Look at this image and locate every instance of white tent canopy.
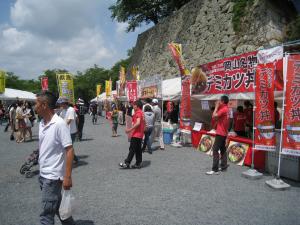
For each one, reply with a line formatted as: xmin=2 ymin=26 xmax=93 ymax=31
xmin=0 ymin=88 xmax=36 ymax=101
xmin=162 ymin=77 xmax=181 ymax=101
xmin=90 ymin=90 xmax=117 ymax=102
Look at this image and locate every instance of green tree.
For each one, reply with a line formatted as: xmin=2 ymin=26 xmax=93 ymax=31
xmin=109 ymin=0 xmax=192 ymax=32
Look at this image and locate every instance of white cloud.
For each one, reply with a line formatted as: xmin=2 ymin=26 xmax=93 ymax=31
xmin=0 ymin=0 xmax=125 ymax=79
xmin=116 ymin=22 xmax=128 ymax=36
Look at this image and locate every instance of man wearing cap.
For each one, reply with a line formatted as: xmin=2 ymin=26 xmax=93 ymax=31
xmin=152 ymin=99 xmax=165 ymax=150
xmin=75 ymin=99 xmax=86 ymax=141
xmin=58 ymin=97 xmax=79 ymax=163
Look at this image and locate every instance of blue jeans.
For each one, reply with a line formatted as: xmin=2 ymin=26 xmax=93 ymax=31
xmin=39 ymin=176 xmax=75 ymax=225
xmin=142 ymin=127 xmax=153 ymax=152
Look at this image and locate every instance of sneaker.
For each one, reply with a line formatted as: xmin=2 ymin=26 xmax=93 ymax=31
xmin=131 ymin=164 xmax=142 ymax=169
xmin=119 ymin=162 xmax=130 ymax=168
xmin=219 ymin=165 xmax=229 ymax=172
xmin=206 ymin=170 xmax=219 ymax=175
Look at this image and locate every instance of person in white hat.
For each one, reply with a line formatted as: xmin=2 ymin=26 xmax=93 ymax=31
xmin=151 ymin=99 xmax=165 ymax=150
xmin=57 ymin=97 xmax=79 ymax=163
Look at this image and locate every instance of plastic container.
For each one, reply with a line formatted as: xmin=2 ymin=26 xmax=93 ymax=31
xmin=163 ymin=130 xmax=173 ymax=144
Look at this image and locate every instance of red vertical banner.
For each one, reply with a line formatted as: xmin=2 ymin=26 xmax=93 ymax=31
xmin=282 ymin=55 xmax=300 ymax=156
xmin=126 ymin=81 xmax=138 ymax=102
xmin=41 ymin=77 xmax=48 ymax=91
xmin=179 ymin=78 xmax=191 ymax=131
xmin=254 ymin=63 xmax=276 ymax=151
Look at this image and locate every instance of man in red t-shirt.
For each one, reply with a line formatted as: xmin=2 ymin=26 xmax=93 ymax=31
xmin=233 ymin=106 xmax=247 ymax=137
xmin=119 ymin=100 xmax=145 ymax=169
xmin=206 ymin=95 xmax=230 ymax=175
xmin=244 ymin=100 xmax=253 ymax=137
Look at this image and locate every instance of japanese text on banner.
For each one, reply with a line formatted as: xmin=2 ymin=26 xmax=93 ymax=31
xmin=57 ymin=73 xmax=74 ymax=104
xmin=192 ymin=51 xmax=258 ymax=94
xmin=282 ymin=55 xmax=300 ymax=156
xmin=254 ymin=63 xmax=276 ymax=151
xmin=126 ymin=81 xmax=138 ymax=102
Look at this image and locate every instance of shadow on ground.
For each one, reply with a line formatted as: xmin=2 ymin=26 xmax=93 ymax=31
xmin=77 ymin=155 xmax=89 ymax=159
xmin=78 ymin=138 xmax=94 ymax=142
xmin=142 ymin=160 xmax=151 ymax=168
xmin=73 ymin=160 xmax=88 ymax=169
xmin=75 ymin=219 xmax=95 ymax=225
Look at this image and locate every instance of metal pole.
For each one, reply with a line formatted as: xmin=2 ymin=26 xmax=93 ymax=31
xmin=251 ymin=70 xmax=256 ymax=169
xmin=276 ymin=53 xmax=288 ymax=178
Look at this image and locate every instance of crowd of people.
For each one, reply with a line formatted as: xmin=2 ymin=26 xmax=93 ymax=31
xmin=2 ymin=101 xmax=35 ymax=142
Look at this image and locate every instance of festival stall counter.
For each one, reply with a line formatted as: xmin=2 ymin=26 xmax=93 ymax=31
xmin=193 ymin=129 xmax=265 ymax=170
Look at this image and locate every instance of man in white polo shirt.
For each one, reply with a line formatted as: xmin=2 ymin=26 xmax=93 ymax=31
xmin=35 ymin=91 xmax=75 ymax=225
xmin=57 ymin=97 xmax=79 ymax=163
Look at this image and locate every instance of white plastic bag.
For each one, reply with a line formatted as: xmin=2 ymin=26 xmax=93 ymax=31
xmin=59 ymin=190 xmax=75 ymax=220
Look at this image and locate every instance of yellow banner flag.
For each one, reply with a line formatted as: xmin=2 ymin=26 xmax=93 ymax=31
xmin=105 ymin=80 xmax=112 ymax=97
xmin=131 ymin=65 xmax=138 ymax=80
xmin=120 ymin=66 xmax=126 ymax=85
xmin=0 ymin=70 xmax=5 ymax=93
xmin=96 ymin=84 xmax=101 ymax=96
xmin=57 ymin=73 xmax=75 ymax=104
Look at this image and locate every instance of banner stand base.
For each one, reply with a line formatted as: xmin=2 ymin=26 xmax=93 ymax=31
xmin=242 ymin=169 xmax=263 ymax=180
xmin=265 ymin=178 xmax=290 ymax=190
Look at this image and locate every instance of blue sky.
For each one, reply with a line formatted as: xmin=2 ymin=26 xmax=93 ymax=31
xmin=0 ymin=0 xmax=152 ymax=79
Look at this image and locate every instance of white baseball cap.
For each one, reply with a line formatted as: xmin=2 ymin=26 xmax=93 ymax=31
xmin=152 ymin=99 xmax=158 ymax=104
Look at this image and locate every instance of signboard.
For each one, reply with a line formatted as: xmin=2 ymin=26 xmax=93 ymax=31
xmin=139 ymin=75 xmax=162 ymax=99
xmin=57 ymin=73 xmax=74 ymax=104
xmin=192 ymin=51 xmax=258 ymax=95
xmin=198 ymin=134 xmax=215 ymax=156
xmin=254 ymin=63 xmax=276 ymax=151
xmin=41 ymin=77 xmax=48 ymax=91
xmin=227 ymin=141 xmax=249 ymax=166
xmin=126 ymin=81 xmax=138 ymax=102
xmin=282 ymin=55 xmax=300 ymax=156
xmin=0 ymin=70 xmax=5 ymax=93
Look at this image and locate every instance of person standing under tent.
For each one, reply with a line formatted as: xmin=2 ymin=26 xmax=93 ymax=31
xmin=58 ymin=98 xmax=79 ymax=164
xmin=233 ymin=106 xmax=247 ymax=137
xmin=244 ymin=100 xmax=253 ymax=138
xmin=206 ymin=95 xmax=230 ymax=175
xmin=119 ymin=100 xmax=145 ymax=169
xmin=5 ymin=103 xmax=17 ymax=140
xmin=152 ymin=99 xmax=165 ymax=150
xmin=24 ymin=102 xmax=33 ymax=141
xmin=35 ymin=91 xmax=76 ymax=225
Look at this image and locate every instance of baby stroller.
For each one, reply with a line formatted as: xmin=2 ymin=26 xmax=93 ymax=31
xmin=20 ymin=149 xmax=39 ymax=178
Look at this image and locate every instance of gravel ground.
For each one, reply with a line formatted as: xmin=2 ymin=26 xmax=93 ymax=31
xmin=0 ymin=116 xmax=299 ymax=225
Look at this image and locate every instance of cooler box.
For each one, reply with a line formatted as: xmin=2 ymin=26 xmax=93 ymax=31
xmin=163 ymin=129 xmax=173 ymax=144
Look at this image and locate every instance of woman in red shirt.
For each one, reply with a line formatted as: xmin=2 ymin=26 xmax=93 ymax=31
xmin=119 ymin=100 xmax=145 ymax=169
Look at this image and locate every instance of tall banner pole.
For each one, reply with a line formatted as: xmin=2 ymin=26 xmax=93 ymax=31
xmin=266 ymin=53 xmax=290 ymax=190
xmin=242 ymin=70 xmax=263 ymax=179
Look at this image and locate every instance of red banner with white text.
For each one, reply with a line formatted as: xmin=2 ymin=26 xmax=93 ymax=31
xmin=193 ymin=51 xmax=258 ymax=95
xmin=254 ymin=63 xmax=276 ymax=151
xmin=41 ymin=77 xmax=48 ymax=91
xmin=126 ymin=81 xmax=138 ymax=102
xmin=180 ymin=78 xmax=191 ymax=131
xmin=282 ymin=55 xmax=300 ymax=156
